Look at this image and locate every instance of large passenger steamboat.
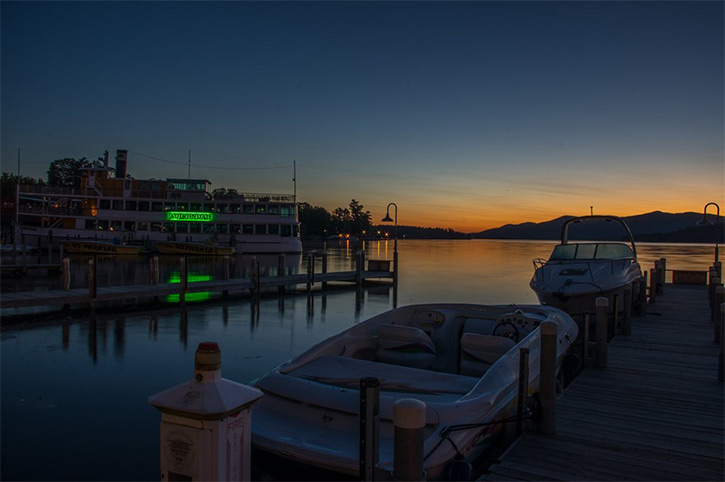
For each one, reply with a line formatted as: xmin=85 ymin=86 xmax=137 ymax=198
xmin=16 ymin=150 xmax=302 ymax=254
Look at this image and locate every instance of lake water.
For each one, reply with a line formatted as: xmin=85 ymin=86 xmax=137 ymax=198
xmin=0 ymin=240 xmax=716 ymax=481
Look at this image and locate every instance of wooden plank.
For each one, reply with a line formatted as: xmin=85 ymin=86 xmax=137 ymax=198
xmin=1 ymin=269 xmax=393 ymax=311
xmin=484 ymin=284 xmax=724 ymax=482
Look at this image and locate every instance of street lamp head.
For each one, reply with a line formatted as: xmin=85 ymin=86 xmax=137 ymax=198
xmin=381 ymin=213 xmax=394 ymax=223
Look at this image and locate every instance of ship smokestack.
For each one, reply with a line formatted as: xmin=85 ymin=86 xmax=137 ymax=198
xmin=115 ymin=149 xmax=128 ymax=178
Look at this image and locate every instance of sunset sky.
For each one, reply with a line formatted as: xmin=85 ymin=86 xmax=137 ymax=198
xmin=2 ymin=1 xmax=723 ymax=233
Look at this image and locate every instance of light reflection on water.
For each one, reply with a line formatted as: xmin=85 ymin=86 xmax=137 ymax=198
xmin=0 ymin=240 xmax=717 ymax=481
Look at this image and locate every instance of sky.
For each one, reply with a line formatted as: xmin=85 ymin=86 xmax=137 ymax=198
xmin=1 ymin=1 xmax=723 ymax=233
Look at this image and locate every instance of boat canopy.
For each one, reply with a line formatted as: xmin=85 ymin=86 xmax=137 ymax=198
xmin=561 ymin=215 xmax=637 ymax=258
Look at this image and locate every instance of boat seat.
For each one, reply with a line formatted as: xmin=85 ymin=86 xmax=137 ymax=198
xmin=376 ymin=324 xmax=436 ymax=369
xmin=459 ymin=333 xmax=515 ymax=377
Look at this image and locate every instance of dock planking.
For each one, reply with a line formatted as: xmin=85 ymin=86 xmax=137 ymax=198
xmin=0 ymin=270 xmax=393 ymax=310
xmin=484 ymin=284 xmax=724 ymax=481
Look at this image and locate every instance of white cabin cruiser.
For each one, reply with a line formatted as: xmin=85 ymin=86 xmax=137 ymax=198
xmin=530 ymin=215 xmax=643 ymax=315
xmin=251 ymin=303 xmax=578 ymax=480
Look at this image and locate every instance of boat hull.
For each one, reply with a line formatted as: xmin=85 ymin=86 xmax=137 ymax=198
xmin=251 ymin=303 xmax=578 ymax=480
xmin=61 ymin=241 xmax=142 ymax=255
xmin=530 ymin=258 xmax=642 ymax=315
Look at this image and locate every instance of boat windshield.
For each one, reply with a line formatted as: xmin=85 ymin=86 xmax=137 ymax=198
xmin=549 ymin=243 xmax=634 ymax=261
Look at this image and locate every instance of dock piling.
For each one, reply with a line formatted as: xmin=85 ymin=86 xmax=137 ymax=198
xmin=277 ymin=253 xmax=286 ymax=294
xmin=649 ymin=268 xmax=657 ymax=303
xmin=595 ymin=297 xmax=609 ymax=368
xmin=62 ymin=258 xmax=70 ymax=290
xmin=87 ymin=257 xmax=96 ymax=311
xmin=719 ymin=301 xmax=724 ymax=382
xmin=715 ymin=285 xmax=724 ymax=342
xmin=517 ymin=347 xmax=530 ymax=435
xmin=359 ymin=377 xmax=380 ymax=482
xmin=622 ymin=284 xmax=633 ymax=335
xmin=539 ymin=321 xmax=558 ymax=434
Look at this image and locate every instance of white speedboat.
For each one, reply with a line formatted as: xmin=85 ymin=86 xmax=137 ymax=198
xmin=530 ymin=215 xmax=643 ymax=315
xmin=251 ymin=303 xmax=578 ymax=480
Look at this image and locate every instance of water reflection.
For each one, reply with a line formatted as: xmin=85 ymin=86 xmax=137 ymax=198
xmin=0 ymin=240 xmax=717 ymax=481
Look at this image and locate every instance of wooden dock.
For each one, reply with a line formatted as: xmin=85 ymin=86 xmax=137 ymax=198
xmin=0 ymin=269 xmax=394 ymax=311
xmin=484 ymin=283 xmax=724 ymax=481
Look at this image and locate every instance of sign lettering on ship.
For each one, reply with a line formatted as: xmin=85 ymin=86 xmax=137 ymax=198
xmin=165 ymin=211 xmax=215 ymax=222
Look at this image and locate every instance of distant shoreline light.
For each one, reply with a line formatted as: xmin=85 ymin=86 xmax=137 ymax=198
xmin=165 ymin=211 xmax=215 ymax=222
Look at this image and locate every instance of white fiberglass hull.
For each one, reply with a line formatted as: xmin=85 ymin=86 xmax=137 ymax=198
xmin=251 ymin=303 xmax=578 ymax=480
xmin=530 ymin=259 xmax=642 ymax=315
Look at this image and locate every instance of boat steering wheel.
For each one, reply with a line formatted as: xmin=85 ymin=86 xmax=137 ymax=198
xmin=493 ymin=321 xmax=520 ymax=342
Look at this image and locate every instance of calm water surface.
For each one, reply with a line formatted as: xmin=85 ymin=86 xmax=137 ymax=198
xmin=0 ymin=240 xmax=716 ymax=481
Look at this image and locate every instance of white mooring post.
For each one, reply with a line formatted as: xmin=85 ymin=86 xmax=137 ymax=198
xmin=393 ymin=398 xmax=426 ymax=481
xmin=149 ymin=342 xmax=263 ymax=481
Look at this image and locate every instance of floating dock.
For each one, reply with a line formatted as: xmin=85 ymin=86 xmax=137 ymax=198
xmin=0 ymin=269 xmax=394 ymax=311
xmin=484 ymin=283 xmax=724 ymax=481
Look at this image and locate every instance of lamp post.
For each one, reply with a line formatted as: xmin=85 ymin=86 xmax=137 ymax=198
xmin=381 ymin=203 xmax=398 ymax=254
xmin=381 ymin=203 xmax=398 ymax=292
xmin=698 ymin=202 xmax=720 ymax=264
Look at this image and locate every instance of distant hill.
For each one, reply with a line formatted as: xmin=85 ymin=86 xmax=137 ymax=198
xmin=472 ymin=211 xmax=724 ymax=243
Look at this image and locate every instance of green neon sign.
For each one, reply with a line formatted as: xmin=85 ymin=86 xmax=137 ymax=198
xmin=166 ymin=211 xmax=215 ymax=222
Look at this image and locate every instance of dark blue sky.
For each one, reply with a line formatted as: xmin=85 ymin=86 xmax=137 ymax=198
xmin=2 ymin=1 xmax=723 ymax=230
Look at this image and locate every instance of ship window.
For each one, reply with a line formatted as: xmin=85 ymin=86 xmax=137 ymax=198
xmin=293 ymin=224 xmax=299 ymax=237
xmin=189 ymin=223 xmax=201 ymax=234
xmin=268 ymin=224 xmax=279 ymax=235
xmin=243 ymin=204 xmax=254 ymax=214
xmin=138 ymin=201 xmax=149 ymax=211
xmin=138 ymin=181 xmax=149 ymax=191
xmin=151 ymin=182 xmax=161 ymax=191
xmin=85 ymin=220 xmax=96 ymax=230
xmin=124 ymin=221 xmax=135 ymax=231
xmin=281 ymin=225 xmax=291 ymax=237
xmin=162 ymin=223 xmax=173 ymax=233
xmin=100 ymin=200 xmax=111 ymax=210
xmin=217 ymin=224 xmax=229 ymax=234
xmin=255 ymin=224 xmax=266 ymax=234
xmin=151 ymin=223 xmax=163 ymax=232
xmin=218 ymin=203 xmax=229 ymax=214
xmin=268 ymin=205 xmax=279 ymax=215
xmin=256 ymin=205 xmax=267 ymax=214
xmin=112 ymin=200 xmax=123 ymax=210
xmin=126 ymin=201 xmax=137 ymax=211
xmin=110 ymin=220 xmax=123 ymax=231
xmin=190 ymin=203 xmax=201 ymax=211
xmin=176 ymin=223 xmax=188 ymax=234
xmin=177 ymin=203 xmax=188 ymax=211
xmin=138 ymin=222 xmax=149 ymax=231
xmin=230 ymin=204 xmax=241 ymax=214
xmin=164 ymin=203 xmax=175 ymax=211
xmin=242 ymin=224 xmax=254 ymax=234
xmin=203 ymin=203 xmax=215 ymax=213
xmin=151 ymin=202 xmax=163 ymax=211
xmin=280 ymin=205 xmax=294 ymax=217
xmin=231 ymin=224 xmax=241 ymax=234
xmin=98 ymin=220 xmax=109 ymax=230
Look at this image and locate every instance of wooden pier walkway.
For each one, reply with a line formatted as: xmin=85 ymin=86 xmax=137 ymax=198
xmin=0 ymin=270 xmax=394 ymax=311
xmin=484 ymin=283 xmax=724 ymax=481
